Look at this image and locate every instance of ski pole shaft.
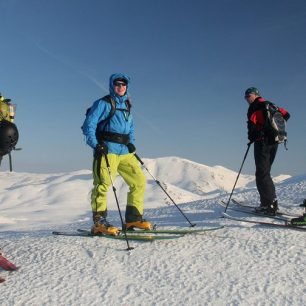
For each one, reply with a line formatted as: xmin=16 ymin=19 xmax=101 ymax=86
xmin=104 ymin=154 xmax=134 ymax=251
xmin=134 ymin=153 xmax=196 ymax=227
xmin=224 ymin=142 xmax=252 ymax=213
xmin=9 ymin=152 xmax=12 ymax=172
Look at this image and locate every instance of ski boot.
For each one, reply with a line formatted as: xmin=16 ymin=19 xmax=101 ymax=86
xmin=269 ymin=200 xmax=278 ymax=215
xmin=299 ymin=199 xmax=306 ymax=209
xmin=91 ymin=217 xmax=120 ymax=236
xmin=290 ymin=213 xmax=306 ymax=226
xmin=255 ymin=200 xmax=278 ymax=216
xmin=123 ymin=219 xmax=154 ymax=231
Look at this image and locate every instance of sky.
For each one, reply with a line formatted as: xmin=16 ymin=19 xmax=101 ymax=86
xmin=0 ymin=0 xmax=306 ymax=176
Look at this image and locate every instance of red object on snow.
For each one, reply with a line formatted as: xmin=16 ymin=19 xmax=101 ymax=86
xmin=0 ymin=254 xmax=18 ymax=271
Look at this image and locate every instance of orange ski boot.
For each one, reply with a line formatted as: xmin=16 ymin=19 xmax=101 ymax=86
xmin=91 ymin=218 xmax=120 ymax=236
xmin=124 ymin=219 xmax=154 ymax=231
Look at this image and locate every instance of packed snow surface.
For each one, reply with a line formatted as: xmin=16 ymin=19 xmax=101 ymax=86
xmin=0 ymin=157 xmax=305 ymax=306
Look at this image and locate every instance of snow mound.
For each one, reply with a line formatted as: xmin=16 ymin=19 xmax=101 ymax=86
xmin=1 ymin=157 xmax=305 ymax=305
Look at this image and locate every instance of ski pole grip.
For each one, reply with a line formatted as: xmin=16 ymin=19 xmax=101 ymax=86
xmin=135 ymin=153 xmax=144 ymax=165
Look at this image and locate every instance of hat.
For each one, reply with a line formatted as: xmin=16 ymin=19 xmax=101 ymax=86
xmin=245 ymin=87 xmax=260 ymax=96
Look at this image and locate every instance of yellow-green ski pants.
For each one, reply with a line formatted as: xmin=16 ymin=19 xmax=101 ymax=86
xmin=91 ymin=153 xmax=146 ymax=216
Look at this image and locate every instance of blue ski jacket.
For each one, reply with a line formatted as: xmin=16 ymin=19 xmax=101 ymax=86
xmin=82 ymin=73 xmax=135 ymax=155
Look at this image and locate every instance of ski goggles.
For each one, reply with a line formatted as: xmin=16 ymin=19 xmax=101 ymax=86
xmin=114 ymin=81 xmax=127 ymax=87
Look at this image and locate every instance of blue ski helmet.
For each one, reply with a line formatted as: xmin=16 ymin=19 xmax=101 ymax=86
xmin=245 ymin=87 xmax=260 ymax=96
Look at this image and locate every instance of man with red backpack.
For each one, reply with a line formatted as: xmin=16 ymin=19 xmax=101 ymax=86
xmin=245 ymin=87 xmax=290 ymax=215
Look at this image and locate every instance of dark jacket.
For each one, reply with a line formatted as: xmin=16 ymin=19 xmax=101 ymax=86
xmin=247 ymin=97 xmax=290 ymax=142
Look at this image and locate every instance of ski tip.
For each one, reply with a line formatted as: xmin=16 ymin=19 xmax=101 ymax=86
xmin=7 ymin=264 xmax=19 ymax=271
xmin=0 ymin=264 xmax=19 ymax=271
xmin=9 ymin=267 xmax=19 ymax=271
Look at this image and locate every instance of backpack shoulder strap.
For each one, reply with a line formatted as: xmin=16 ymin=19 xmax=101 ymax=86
xmin=101 ymin=95 xmax=116 ymax=118
xmin=97 ymin=95 xmax=116 ymax=131
xmin=263 ymin=100 xmax=278 ymax=118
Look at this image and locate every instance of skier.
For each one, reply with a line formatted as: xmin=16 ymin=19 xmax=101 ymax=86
xmin=82 ymin=73 xmax=153 ymax=235
xmin=0 ymin=93 xmax=19 ymax=167
xmin=245 ymin=87 xmax=290 ymax=215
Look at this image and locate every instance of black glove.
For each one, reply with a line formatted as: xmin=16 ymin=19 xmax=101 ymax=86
xmin=248 ymin=130 xmax=263 ymax=143
xmin=248 ymin=131 xmax=256 ymax=143
xmin=95 ymin=142 xmax=108 ymax=158
xmin=247 ymin=121 xmax=260 ymax=143
xmin=283 ymin=112 xmax=290 ymax=121
xmin=127 ymin=143 xmax=136 ymax=153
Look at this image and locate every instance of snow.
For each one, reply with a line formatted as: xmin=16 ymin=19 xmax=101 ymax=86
xmin=1 ymin=156 xmax=306 ymax=305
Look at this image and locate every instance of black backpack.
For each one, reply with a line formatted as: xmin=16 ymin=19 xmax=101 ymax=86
xmin=264 ymin=102 xmax=287 ymax=145
xmin=82 ymin=95 xmax=131 ymax=132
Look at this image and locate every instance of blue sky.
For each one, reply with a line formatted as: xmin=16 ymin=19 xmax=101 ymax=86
xmin=1 ymin=0 xmax=306 ymax=176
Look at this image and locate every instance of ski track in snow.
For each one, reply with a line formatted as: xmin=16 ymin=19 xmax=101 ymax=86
xmin=1 ymin=157 xmax=306 ymax=306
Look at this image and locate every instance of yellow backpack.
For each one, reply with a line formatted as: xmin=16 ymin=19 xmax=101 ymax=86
xmin=0 ymin=94 xmax=16 ymax=123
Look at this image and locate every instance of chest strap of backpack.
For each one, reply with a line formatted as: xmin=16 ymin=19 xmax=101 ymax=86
xmin=97 ymin=131 xmax=130 ymax=145
xmin=96 ymin=96 xmax=131 ymax=132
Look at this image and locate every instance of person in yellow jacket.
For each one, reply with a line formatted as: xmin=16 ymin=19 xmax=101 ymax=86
xmin=82 ymin=73 xmax=153 ymax=235
xmin=0 ymin=93 xmax=19 ymax=166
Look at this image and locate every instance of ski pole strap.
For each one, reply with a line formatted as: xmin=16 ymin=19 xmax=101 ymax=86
xmin=104 ymin=153 xmax=110 ymax=168
xmin=97 ymin=131 xmax=130 ymax=145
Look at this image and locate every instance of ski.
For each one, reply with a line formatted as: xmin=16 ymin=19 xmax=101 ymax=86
xmin=220 ymin=201 xmax=289 ymax=221
xmin=52 ymin=230 xmax=156 ymax=241
xmin=0 ymin=254 xmax=18 ymax=271
xmin=232 ymin=199 xmax=300 ymax=217
xmin=222 ymin=212 xmax=306 ymax=231
xmin=52 ymin=226 xmax=224 ymax=241
xmin=52 ymin=230 xmax=182 ymax=241
xmin=124 ymin=226 xmax=224 ymax=235
xmin=77 ymin=229 xmax=183 ymax=240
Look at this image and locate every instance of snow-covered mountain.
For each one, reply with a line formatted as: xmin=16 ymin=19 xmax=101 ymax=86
xmin=143 ymin=156 xmax=256 ymax=194
xmin=1 ymin=156 xmax=305 ymax=305
xmin=0 ymin=157 xmax=255 ymax=229
xmin=0 ymin=156 xmax=293 ymax=230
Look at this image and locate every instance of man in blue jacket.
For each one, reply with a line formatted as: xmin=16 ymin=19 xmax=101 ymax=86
xmin=82 ymin=73 xmax=153 ymax=235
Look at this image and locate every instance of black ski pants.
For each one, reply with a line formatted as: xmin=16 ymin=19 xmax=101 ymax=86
xmin=254 ymin=141 xmax=278 ymax=207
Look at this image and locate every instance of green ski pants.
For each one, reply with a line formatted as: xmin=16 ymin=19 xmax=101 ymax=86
xmin=91 ymin=153 xmax=146 ymax=218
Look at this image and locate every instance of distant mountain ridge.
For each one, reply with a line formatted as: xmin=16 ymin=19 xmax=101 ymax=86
xmin=141 ymin=156 xmax=290 ymax=195
xmin=0 ymin=156 xmax=300 ymax=229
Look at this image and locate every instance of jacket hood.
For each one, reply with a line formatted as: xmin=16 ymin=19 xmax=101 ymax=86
xmin=109 ymin=73 xmax=130 ymax=101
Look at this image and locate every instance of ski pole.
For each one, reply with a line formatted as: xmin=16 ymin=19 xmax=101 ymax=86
xmin=224 ymin=142 xmax=252 ymax=213
xmin=104 ymin=154 xmax=134 ymax=251
xmin=134 ymin=153 xmax=196 ymax=227
xmin=9 ymin=152 xmax=12 ymax=172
